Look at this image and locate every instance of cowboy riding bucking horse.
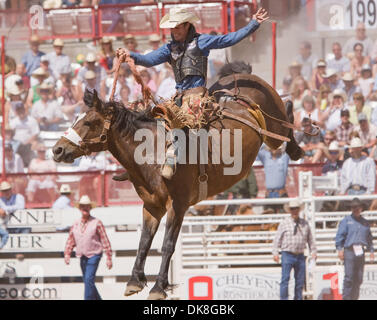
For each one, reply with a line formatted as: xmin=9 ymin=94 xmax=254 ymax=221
xmin=115 ymin=6 xmax=269 ymax=180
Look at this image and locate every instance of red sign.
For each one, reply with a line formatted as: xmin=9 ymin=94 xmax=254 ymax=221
xmin=188 ymin=276 xmax=213 ymax=300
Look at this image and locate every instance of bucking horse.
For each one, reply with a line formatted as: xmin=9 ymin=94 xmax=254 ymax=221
xmin=52 ymin=62 xmax=304 ymax=300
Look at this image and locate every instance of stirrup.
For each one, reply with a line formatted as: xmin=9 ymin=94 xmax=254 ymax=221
xmin=112 ymin=172 xmax=129 ymax=181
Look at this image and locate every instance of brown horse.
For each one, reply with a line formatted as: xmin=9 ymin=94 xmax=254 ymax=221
xmin=52 ymin=64 xmax=303 ymax=300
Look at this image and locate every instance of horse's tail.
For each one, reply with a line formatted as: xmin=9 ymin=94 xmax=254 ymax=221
xmin=285 ymin=100 xmax=305 ymax=161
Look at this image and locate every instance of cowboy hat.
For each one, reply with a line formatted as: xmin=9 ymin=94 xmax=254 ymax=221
xmin=124 ymin=34 xmax=135 ymax=41
xmin=316 ymin=59 xmax=326 ymax=67
xmin=29 ymin=34 xmax=41 ymax=44
xmin=59 ymin=184 xmax=71 ymax=194
xmin=159 ymin=7 xmax=200 ymax=29
xmin=331 ymin=89 xmax=347 ymax=102
xmin=31 ymin=67 xmax=49 ymax=78
xmin=149 ymin=33 xmax=161 ymax=42
xmin=85 ymin=52 xmax=96 ymax=63
xmin=53 ymin=38 xmax=64 ymax=47
xmin=100 ymin=36 xmax=112 ymax=44
xmin=328 ymin=141 xmax=339 ymax=151
xmin=36 ymin=82 xmax=54 ymax=94
xmin=288 ymin=199 xmax=302 ymax=208
xmin=43 ymin=0 xmax=62 ymax=9
xmin=289 ymin=61 xmax=302 ymax=68
xmin=349 ymin=137 xmax=363 ymax=148
xmin=79 ymin=195 xmax=91 ymax=205
xmin=322 ymin=68 xmax=337 ymax=78
xmin=7 ymin=83 xmax=22 ymax=96
xmin=342 ymin=72 xmax=354 ymax=82
xmin=0 ymin=181 xmax=11 ymax=191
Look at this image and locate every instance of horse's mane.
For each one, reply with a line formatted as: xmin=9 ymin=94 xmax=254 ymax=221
xmin=104 ymin=100 xmax=156 ymax=136
xmin=217 ymin=61 xmax=252 ymax=79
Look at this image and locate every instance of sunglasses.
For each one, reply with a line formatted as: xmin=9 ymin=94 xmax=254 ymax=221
xmin=329 ymin=151 xmax=339 ymax=155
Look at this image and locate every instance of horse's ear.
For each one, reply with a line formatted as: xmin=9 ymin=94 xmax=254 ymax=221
xmin=84 ymin=88 xmax=102 ymax=111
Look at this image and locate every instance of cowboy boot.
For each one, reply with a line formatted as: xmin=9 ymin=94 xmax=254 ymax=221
xmin=112 ymin=172 xmax=129 ymax=181
xmin=161 ymin=144 xmax=176 ymax=180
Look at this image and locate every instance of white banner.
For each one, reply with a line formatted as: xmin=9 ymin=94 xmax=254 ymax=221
xmin=315 ymin=0 xmax=377 ymax=31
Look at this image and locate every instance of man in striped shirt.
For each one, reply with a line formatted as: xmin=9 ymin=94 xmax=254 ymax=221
xmin=64 ymin=195 xmax=113 ymax=300
xmin=272 ymin=200 xmax=317 ymax=300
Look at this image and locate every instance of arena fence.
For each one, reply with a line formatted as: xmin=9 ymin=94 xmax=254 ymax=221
xmin=1 ymin=172 xmax=377 ymax=300
xmin=0 ymin=1 xmax=255 ymax=42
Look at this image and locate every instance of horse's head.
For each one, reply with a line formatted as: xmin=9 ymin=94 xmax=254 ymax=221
xmin=53 ymin=89 xmax=113 ymax=163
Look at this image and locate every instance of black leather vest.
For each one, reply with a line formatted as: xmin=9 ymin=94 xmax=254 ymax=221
xmin=170 ymin=36 xmax=208 ymax=84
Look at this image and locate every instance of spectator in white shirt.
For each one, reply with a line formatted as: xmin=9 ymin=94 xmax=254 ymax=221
xmin=322 ymin=68 xmax=343 ymax=91
xmin=341 ymin=137 xmax=376 ymax=195
xmin=322 ymin=89 xmax=348 ymax=131
xmin=52 ymin=184 xmax=73 ymax=210
xmin=358 ymin=64 xmax=374 ymax=100
xmin=354 ymin=113 xmax=377 ymax=150
xmin=31 ymin=83 xmax=65 ymax=131
xmin=341 ymin=72 xmax=361 ymax=104
xmin=9 ymin=102 xmax=39 ymax=167
xmin=343 ymin=22 xmax=374 ymax=58
xmin=44 ymin=39 xmax=71 ymax=80
xmin=294 ymin=41 xmax=318 ymax=81
xmin=326 ymin=42 xmax=351 ymax=75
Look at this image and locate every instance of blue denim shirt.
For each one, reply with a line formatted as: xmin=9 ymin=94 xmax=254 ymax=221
xmin=130 ymin=19 xmax=260 ymax=91
xmin=335 ymin=214 xmax=374 ymax=252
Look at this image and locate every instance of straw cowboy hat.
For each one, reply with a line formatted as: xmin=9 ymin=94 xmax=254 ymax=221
xmin=100 ymin=36 xmax=112 ymax=44
xmin=0 ymin=181 xmax=11 ymax=191
xmin=289 ymin=61 xmax=302 ymax=68
xmin=79 ymin=195 xmax=92 ymax=205
xmin=32 ymin=67 xmax=49 ymax=78
xmin=322 ymin=68 xmax=338 ymax=78
xmin=53 ymin=38 xmax=64 ymax=47
xmin=59 ymin=184 xmax=71 ymax=194
xmin=149 ymin=33 xmax=161 ymax=42
xmin=342 ymin=72 xmax=354 ymax=82
xmin=159 ymin=7 xmax=200 ymax=29
xmin=85 ymin=52 xmax=97 ymax=63
xmin=36 ymin=82 xmax=54 ymax=94
xmin=328 ymin=141 xmax=340 ymax=151
xmin=30 ymin=34 xmax=41 ymax=44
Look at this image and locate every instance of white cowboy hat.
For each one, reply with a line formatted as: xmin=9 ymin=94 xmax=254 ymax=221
xmin=342 ymin=72 xmax=354 ymax=82
xmin=59 ymin=184 xmax=71 ymax=194
xmin=85 ymin=52 xmax=96 ymax=63
xmin=53 ymin=38 xmax=64 ymax=47
xmin=288 ymin=199 xmax=301 ymax=208
xmin=79 ymin=195 xmax=91 ymax=205
xmin=349 ymin=137 xmax=363 ymax=148
xmin=32 ymin=67 xmax=49 ymax=78
xmin=159 ymin=7 xmax=200 ymax=29
xmin=331 ymin=89 xmax=347 ymax=102
xmin=322 ymin=68 xmax=337 ymax=78
xmin=0 ymin=181 xmax=11 ymax=191
xmin=328 ymin=141 xmax=339 ymax=151
xmin=149 ymin=33 xmax=161 ymax=42
xmin=43 ymin=0 xmax=62 ymax=9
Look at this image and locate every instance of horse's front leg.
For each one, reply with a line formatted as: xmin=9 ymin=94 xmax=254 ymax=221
xmin=125 ymin=205 xmax=164 ymax=296
xmin=148 ymin=202 xmax=187 ymax=300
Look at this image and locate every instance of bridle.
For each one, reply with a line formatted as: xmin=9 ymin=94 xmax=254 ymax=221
xmin=62 ymin=112 xmax=113 ymax=156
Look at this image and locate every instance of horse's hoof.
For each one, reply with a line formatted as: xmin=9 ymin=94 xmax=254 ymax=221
xmin=147 ymin=290 xmax=167 ymax=300
xmin=112 ymin=172 xmax=129 ymax=181
xmin=124 ymin=283 xmax=144 ymax=296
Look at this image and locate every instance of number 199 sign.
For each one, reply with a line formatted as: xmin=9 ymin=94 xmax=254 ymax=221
xmin=315 ymin=0 xmax=377 ymax=31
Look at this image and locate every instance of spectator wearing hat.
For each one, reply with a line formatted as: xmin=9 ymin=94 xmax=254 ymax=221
xmin=0 ymin=48 xmax=16 ymax=75
xmin=31 ymin=82 xmax=64 ymax=131
xmin=0 ymin=180 xmax=26 ymax=235
xmin=322 ymin=68 xmax=343 ymax=91
xmin=344 ymin=22 xmax=374 ymax=58
xmin=326 ymin=42 xmax=351 ymax=75
xmin=98 ymin=37 xmax=115 ymax=73
xmin=312 ymin=130 xmax=337 ymax=163
xmin=334 ymin=109 xmax=354 ymax=147
xmin=350 ymin=43 xmax=371 ymax=79
xmin=294 ymin=41 xmax=318 ymax=82
xmin=335 ymin=197 xmax=374 ymax=300
xmin=9 ymin=102 xmax=39 ymax=167
xmin=5 ymin=83 xmax=24 ymax=126
xmin=340 ymin=137 xmax=376 ymax=195
xmin=26 ymin=144 xmax=57 ymax=203
xmin=272 ymin=199 xmax=317 ymax=300
xmin=290 ymin=76 xmax=311 ymax=111
xmin=295 ymin=117 xmax=324 ymax=162
xmin=77 ymin=53 xmax=106 ymax=97
xmin=123 ymin=34 xmax=138 ymax=53
xmin=45 ymin=39 xmax=71 ymax=80
xmin=354 ymin=112 xmax=377 ymax=150
xmin=322 ymin=141 xmax=343 ymax=175
xmin=64 ymin=195 xmax=113 ymax=300
xmin=310 ymin=59 xmax=327 ymax=91
xmin=288 ymin=61 xmax=303 ymax=81
xmin=52 ymin=184 xmax=73 ymax=209
xmin=322 ymin=89 xmax=347 ymax=131
xmin=358 ymin=64 xmax=374 ymax=99
xmin=26 ymin=67 xmax=50 ymax=110
xmin=348 ymin=92 xmax=372 ymax=125
xmin=341 ymin=72 xmax=361 ymax=104
xmin=21 ymin=35 xmax=45 ymax=77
